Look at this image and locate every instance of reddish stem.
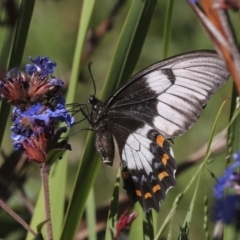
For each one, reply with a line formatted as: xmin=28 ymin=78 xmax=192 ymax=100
xmin=41 ymin=163 xmax=53 ymax=240
xmin=0 ymin=198 xmax=37 ymax=236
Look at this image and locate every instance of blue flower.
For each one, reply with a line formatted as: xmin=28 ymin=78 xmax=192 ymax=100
xmin=46 ymin=103 xmax=75 ymax=126
xmin=26 ymin=56 xmax=56 ymax=76
xmin=233 ymin=151 xmax=240 ymax=162
xmin=13 ymin=141 xmax=23 ymax=151
xmin=10 ymin=104 xmax=42 ymax=142
xmin=214 ymin=152 xmax=240 ymax=198
xmin=11 ymin=101 xmax=74 ymax=152
xmin=4 ymin=55 xmax=74 ymax=163
xmin=10 ymin=102 xmax=74 ymax=163
xmin=212 ymin=195 xmax=240 ymax=224
xmin=50 ymin=78 xmax=64 ymax=87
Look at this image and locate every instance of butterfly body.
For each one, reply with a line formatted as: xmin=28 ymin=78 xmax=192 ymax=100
xmin=88 ymin=96 xmax=115 ymax=165
xmin=85 ymin=51 xmax=230 ymax=212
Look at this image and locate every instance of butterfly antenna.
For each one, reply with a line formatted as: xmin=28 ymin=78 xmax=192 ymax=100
xmin=88 ymin=61 xmax=96 ymax=97
xmin=61 ymin=128 xmax=93 ymax=138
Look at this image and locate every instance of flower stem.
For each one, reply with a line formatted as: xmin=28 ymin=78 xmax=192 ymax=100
xmin=0 ymin=198 xmax=37 ymax=236
xmin=41 ymin=163 xmax=53 ymax=240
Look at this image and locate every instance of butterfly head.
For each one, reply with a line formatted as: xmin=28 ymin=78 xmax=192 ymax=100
xmin=88 ymin=95 xmax=97 ymax=106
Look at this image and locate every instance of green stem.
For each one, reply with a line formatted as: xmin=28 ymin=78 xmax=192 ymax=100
xmin=162 ymin=0 xmax=174 ymax=59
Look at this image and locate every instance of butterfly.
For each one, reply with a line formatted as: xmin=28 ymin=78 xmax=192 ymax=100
xmin=81 ymin=50 xmax=229 ymax=212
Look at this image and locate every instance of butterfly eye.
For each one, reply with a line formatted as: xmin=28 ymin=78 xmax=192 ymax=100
xmin=88 ymin=95 xmax=96 ymax=105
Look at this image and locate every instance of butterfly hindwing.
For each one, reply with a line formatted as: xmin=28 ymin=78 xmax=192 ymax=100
xmin=109 ymin=115 xmax=176 ymax=212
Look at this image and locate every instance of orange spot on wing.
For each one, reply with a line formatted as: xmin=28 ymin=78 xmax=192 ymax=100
xmin=135 ymin=190 xmax=142 ymax=197
xmin=156 ymin=135 xmax=165 ymax=147
xmin=144 ymin=192 xmax=152 ymax=199
xmin=158 ymin=171 xmax=169 ymax=181
xmin=162 ymin=154 xmax=169 ymax=166
xmin=152 ymin=184 xmax=161 ymax=193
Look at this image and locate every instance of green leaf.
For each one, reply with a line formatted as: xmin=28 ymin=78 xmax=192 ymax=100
xmin=177 ymin=99 xmax=228 ymax=239
xmin=103 ymin=0 xmax=157 ymax=98
xmin=105 ymin=168 xmax=121 ymax=240
xmin=32 ymin=233 xmax=44 ymax=240
xmin=36 ymin=219 xmax=48 ymax=233
xmin=129 ymin=203 xmax=143 ymax=240
xmin=0 ymin=0 xmax=35 ymax=147
xmin=152 ymin=211 xmax=160 ymax=237
xmin=86 ymin=189 xmax=97 ymax=240
xmin=46 ymin=148 xmax=67 ymax=165
xmin=154 ymin=193 xmax=183 ymax=240
xmin=162 ymin=0 xmax=174 ymax=59
xmin=177 ymin=175 xmax=200 ymax=240
xmin=226 ymin=85 xmax=240 ymax=158
xmin=66 ymin=0 xmax=96 ymax=104
xmin=203 ymin=190 xmax=210 ymax=240
xmin=143 ymin=211 xmax=154 ymax=240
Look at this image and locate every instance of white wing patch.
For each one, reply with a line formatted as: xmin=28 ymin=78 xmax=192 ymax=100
xmin=122 ymin=125 xmax=155 ymax=174
xmin=153 ymin=116 xmax=180 ymax=136
xmin=174 ymin=76 xmax=210 ymax=92
xmin=146 ymin=71 xmax=172 ymax=94
xmin=148 ymin=61 xmax=229 ymax=137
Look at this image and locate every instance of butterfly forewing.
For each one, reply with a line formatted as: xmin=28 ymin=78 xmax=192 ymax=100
xmin=88 ymin=50 xmax=229 ymax=212
xmin=106 ymin=51 xmax=229 ymax=138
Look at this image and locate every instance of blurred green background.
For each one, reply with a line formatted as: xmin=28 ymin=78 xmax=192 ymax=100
xmin=0 ymin=0 xmax=237 ymax=239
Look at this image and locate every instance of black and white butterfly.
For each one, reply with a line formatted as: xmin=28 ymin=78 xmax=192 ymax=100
xmin=81 ymin=50 xmax=229 ymax=212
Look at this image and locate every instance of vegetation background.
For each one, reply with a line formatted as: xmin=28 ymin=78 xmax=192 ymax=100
xmin=0 ymin=0 xmax=238 ymax=239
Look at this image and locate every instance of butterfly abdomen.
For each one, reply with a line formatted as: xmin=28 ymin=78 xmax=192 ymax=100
xmin=95 ymin=131 xmax=114 ymax=166
xmin=89 ymin=97 xmax=115 ymax=166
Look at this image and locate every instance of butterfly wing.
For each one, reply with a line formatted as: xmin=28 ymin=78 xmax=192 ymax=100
xmin=108 ymin=113 xmax=176 ymax=212
xmin=104 ymin=51 xmax=229 ymax=211
xmin=106 ymin=50 xmax=230 ymax=139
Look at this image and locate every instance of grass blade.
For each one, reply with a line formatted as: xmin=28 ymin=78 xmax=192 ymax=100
xmin=0 ymin=0 xmax=35 ymax=147
xmin=162 ymin=0 xmax=174 ymax=59
xmin=143 ymin=211 xmax=154 ymax=240
xmin=129 ymin=204 xmax=144 ymax=240
xmin=86 ymin=189 xmax=97 ymax=240
xmin=105 ymin=168 xmax=121 ymax=240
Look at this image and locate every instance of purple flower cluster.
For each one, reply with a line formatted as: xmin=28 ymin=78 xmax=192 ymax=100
xmin=25 ymin=56 xmax=56 ymax=76
xmin=0 ymin=57 xmax=64 ymax=109
xmin=213 ymin=152 xmax=240 ymax=224
xmin=0 ymin=57 xmax=74 ymax=164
